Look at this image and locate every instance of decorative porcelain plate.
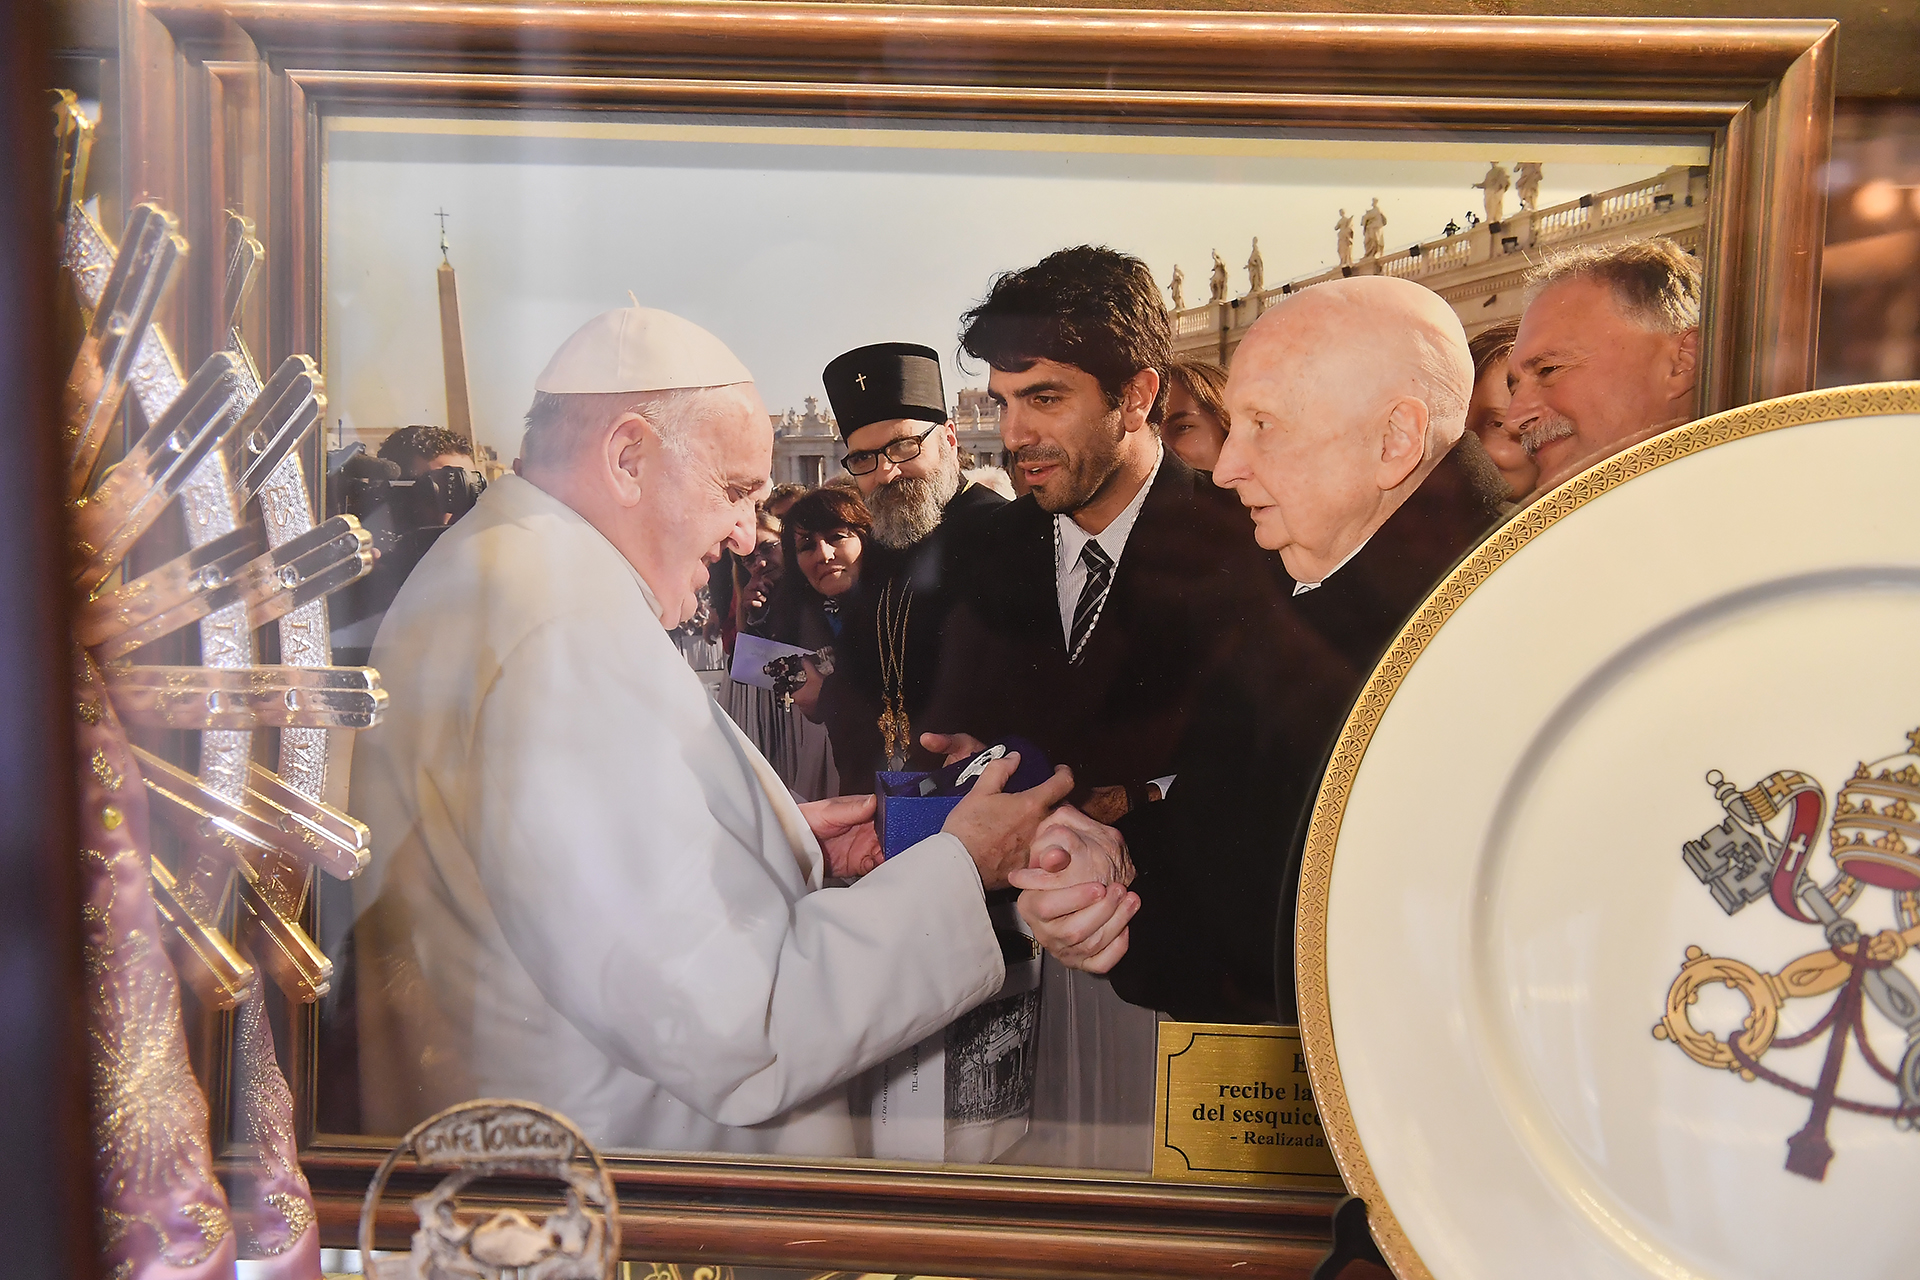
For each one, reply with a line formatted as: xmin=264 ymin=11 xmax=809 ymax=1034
xmin=1298 ymin=384 xmax=1920 ymax=1280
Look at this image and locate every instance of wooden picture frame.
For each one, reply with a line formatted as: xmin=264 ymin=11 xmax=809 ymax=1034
xmin=112 ymin=4 xmax=1835 ymax=1275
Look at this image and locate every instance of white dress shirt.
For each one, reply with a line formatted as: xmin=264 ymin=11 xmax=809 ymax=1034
xmin=1290 ymin=534 xmax=1372 ymax=596
xmin=1054 ymin=444 xmax=1164 ymax=643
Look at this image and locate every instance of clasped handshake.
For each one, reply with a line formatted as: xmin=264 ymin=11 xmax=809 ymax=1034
xmin=797 ymin=732 xmax=1140 ymax=973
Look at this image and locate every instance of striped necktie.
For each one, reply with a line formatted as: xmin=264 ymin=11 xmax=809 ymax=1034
xmin=1068 ymin=540 xmax=1114 ymax=665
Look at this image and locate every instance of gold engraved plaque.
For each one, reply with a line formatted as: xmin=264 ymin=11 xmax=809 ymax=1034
xmin=1152 ymin=1022 xmax=1343 ymax=1189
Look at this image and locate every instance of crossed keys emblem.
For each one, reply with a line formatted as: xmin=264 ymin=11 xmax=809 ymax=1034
xmin=1654 ymin=728 xmax=1920 ymax=1180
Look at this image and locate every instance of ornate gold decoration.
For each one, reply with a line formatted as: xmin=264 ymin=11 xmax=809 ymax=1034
xmin=230 ymin=979 xmax=322 ymax=1257
xmin=1828 ymin=743 xmax=1920 ymax=887
xmin=262 ymin=1192 xmax=316 ymax=1251
xmin=57 ymin=107 xmax=379 ymax=1274
xmin=98 ymin=1202 xmax=232 ymax=1280
xmin=1652 ymin=946 xmax=1780 ymax=1077
xmin=876 ymin=580 xmax=913 ymax=769
xmin=1294 ymin=383 xmax=1920 ymax=1280
xmin=88 ymin=951 xmax=230 ymax=1238
xmin=91 ymin=747 xmax=124 ymax=790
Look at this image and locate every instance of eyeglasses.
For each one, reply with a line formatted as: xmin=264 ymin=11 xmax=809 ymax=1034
xmin=842 ymin=421 xmax=940 ymax=476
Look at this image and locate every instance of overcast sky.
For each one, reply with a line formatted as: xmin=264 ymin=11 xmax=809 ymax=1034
xmin=324 ymin=116 xmax=1705 ymax=461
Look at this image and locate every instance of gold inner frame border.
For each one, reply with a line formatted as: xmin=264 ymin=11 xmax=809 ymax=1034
xmin=1294 ymin=381 xmax=1920 ymax=1280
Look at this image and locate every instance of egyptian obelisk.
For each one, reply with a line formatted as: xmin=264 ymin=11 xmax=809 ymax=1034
xmin=435 ymin=209 xmax=475 ymax=448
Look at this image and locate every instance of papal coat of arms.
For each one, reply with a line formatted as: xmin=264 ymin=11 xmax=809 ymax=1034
xmin=1655 ymin=728 xmax=1920 ymax=1180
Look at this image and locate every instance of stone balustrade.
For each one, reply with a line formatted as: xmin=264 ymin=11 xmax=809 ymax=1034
xmin=1169 ymin=164 xmax=1709 ymax=362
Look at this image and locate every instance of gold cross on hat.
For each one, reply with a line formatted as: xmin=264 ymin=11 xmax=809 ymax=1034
xmin=854 ymin=373 xmax=868 ymax=390
xmin=1907 ymin=726 xmax=1920 ymax=754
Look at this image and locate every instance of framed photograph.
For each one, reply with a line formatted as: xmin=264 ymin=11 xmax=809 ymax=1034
xmin=119 ymin=3 xmax=1834 ymax=1274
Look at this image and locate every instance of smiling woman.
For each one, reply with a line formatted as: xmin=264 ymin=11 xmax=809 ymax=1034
xmin=779 ymin=488 xmax=872 ymax=624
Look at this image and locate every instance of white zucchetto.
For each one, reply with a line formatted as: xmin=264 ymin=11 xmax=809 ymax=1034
xmin=533 ymin=305 xmax=753 ymax=394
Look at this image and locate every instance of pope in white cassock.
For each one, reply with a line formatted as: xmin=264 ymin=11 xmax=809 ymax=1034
xmin=350 ymin=305 xmax=1073 ymax=1154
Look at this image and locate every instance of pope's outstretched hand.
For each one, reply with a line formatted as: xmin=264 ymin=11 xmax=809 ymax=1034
xmin=1011 ymin=805 xmax=1139 ymax=973
xmin=799 ymin=794 xmax=885 ymax=879
xmin=942 ymin=753 xmax=1075 ymax=890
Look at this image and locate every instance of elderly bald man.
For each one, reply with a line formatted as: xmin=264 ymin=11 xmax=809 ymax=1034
xmin=351 ymin=304 xmax=1071 ymax=1155
xmin=1506 ymin=237 xmax=1701 ymax=500
xmin=1013 ymin=276 xmax=1505 ymax=1023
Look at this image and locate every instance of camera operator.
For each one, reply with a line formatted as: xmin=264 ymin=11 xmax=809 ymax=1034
xmin=329 ymin=425 xmax=487 ymax=662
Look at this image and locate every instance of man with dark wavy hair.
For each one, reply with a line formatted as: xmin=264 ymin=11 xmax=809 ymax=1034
xmin=919 ymin=245 xmax=1285 ymax=1169
xmin=954 ymin=245 xmax=1170 ymax=515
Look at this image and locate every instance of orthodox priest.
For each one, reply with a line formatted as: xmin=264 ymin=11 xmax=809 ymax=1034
xmin=350 ymin=305 xmax=1071 ymax=1155
xmin=811 ymin=342 xmax=1006 ymax=793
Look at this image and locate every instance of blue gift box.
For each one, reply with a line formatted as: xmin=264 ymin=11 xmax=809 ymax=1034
xmin=875 ymin=771 xmax=960 ymax=860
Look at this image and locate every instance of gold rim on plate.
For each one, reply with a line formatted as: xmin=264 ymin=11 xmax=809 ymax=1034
xmin=1293 ymin=380 xmax=1920 ymax=1280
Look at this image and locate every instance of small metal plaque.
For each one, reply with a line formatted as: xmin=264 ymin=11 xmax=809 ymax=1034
xmin=362 ymin=1100 xmax=617 ymax=1279
xmin=412 ymin=1105 xmax=581 ymax=1169
xmin=1152 ymin=1021 xmax=1344 ymax=1189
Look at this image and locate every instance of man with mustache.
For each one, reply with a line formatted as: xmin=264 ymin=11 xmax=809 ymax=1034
xmin=1506 ymin=237 xmax=1701 ymax=500
xmin=921 ymin=245 xmax=1282 ymax=1167
xmin=1013 ymin=275 xmax=1508 ymax=1026
xmin=810 ymin=342 xmax=1006 ymax=793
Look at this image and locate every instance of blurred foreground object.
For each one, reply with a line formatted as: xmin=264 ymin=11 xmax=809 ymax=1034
xmin=55 ymin=91 xmax=386 ymax=1278
xmin=360 ymin=1100 xmax=618 ymax=1280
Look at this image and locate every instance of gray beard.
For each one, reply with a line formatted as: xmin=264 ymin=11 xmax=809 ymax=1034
xmin=869 ymin=452 xmax=962 ymax=550
xmin=1520 ymin=414 xmax=1577 ymax=457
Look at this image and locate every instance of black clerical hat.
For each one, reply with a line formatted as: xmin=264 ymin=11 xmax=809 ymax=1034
xmin=822 ymin=342 xmax=947 ymax=439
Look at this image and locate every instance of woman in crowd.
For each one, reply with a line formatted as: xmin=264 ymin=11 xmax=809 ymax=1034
xmin=765 ymin=485 xmax=870 ymax=653
xmin=743 ymin=486 xmax=871 ymax=801
xmin=1161 ymin=355 xmax=1230 ymax=472
xmin=1465 ymin=318 xmax=1537 ymax=501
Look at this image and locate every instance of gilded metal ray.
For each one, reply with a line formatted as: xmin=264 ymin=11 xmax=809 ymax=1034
xmin=103 ymin=665 xmax=386 ymax=732
xmin=147 ymin=857 xmax=257 ymax=1011
xmin=80 ymin=516 xmax=370 ymax=661
xmin=71 ymin=351 xmax=245 ymax=592
xmin=131 ymin=745 xmax=369 ymax=882
xmin=51 ymin=91 xmax=92 ymax=216
xmin=63 ymin=204 xmax=185 ymax=498
xmin=235 ymin=355 xmax=324 ymax=504
xmin=74 ymin=524 xmax=265 ymax=649
xmin=221 ymin=213 xmax=262 ymax=335
xmin=141 ymin=768 xmax=333 ymax=1002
